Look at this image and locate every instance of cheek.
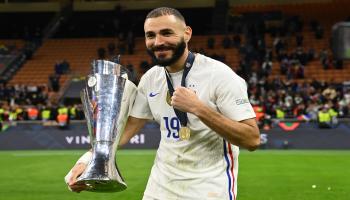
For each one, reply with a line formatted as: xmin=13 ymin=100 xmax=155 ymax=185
xmin=168 ymin=37 xmax=181 ymax=45
xmin=145 ymin=42 xmax=152 ymax=49
xmin=145 ymin=39 xmax=154 ymax=48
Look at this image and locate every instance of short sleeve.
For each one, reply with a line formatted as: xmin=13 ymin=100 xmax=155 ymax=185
xmin=214 ymin=70 xmax=256 ymax=122
xmin=130 ymin=75 xmax=153 ymax=120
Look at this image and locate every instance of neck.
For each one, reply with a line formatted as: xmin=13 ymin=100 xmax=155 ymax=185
xmin=166 ymin=49 xmax=189 ymax=73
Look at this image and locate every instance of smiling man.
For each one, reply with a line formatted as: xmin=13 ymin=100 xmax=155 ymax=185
xmin=66 ymin=7 xmax=260 ymax=200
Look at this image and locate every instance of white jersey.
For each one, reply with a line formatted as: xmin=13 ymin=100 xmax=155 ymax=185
xmin=130 ymin=54 xmax=255 ymax=200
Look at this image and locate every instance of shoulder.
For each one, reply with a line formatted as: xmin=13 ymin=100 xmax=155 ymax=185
xmin=138 ymin=65 xmax=164 ymax=86
xmin=195 ymin=54 xmax=246 ymax=86
xmin=140 ymin=65 xmax=163 ymax=80
xmin=195 ymin=54 xmax=228 ymax=69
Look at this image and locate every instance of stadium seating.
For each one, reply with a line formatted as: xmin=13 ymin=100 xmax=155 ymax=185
xmin=231 ymin=1 xmax=350 ymax=82
xmin=6 ymin=0 xmax=350 ymax=88
xmin=7 ymin=31 xmax=350 ymax=87
xmin=8 ymin=37 xmax=152 ymax=86
xmin=0 ymin=39 xmax=25 ymax=50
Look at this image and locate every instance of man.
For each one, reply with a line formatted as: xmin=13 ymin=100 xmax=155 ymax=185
xmin=317 ymin=104 xmax=338 ymax=129
xmin=66 ymin=7 xmax=260 ymax=200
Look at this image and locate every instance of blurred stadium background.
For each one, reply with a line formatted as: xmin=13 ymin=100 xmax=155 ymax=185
xmin=0 ymin=0 xmax=349 ymax=199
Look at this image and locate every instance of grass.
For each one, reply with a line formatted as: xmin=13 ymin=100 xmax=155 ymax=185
xmin=0 ymin=150 xmax=349 ymax=200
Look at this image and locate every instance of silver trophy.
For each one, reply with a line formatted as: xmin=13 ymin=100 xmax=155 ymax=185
xmin=76 ymin=59 xmax=137 ymax=192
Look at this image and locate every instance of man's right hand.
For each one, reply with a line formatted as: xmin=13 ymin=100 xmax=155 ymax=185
xmin=65 ymin=163 xmax=88 ymax=193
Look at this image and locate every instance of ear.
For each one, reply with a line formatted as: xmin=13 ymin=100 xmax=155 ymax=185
xmin=184 ymin=26 xmax=192 ymax=43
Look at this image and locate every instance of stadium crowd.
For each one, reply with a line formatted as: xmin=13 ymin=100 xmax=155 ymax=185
xmin=0 ymin=83 xmax=85 ymax=131
xmin=192 ymin=14 xmax=350 ymax=129
xmin=1 ymin=9 xmax=349 ymax=131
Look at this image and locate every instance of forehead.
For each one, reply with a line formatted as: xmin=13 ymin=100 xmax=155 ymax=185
xmin=144 ymin=15 xmax=185 ymax=33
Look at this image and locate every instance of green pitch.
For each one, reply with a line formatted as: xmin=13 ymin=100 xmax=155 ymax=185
xmin=0 ymin=150 xmax=349 ymax=200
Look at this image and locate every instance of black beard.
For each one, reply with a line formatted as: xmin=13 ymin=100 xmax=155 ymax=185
xmin=147 ymin=39 xmax=186 ymax=67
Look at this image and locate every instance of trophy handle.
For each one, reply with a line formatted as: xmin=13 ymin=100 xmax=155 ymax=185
xmin=80 ymin=87 xmax=95 ymax=146
xmin=112 ymin=55 xmax=121 ymax=64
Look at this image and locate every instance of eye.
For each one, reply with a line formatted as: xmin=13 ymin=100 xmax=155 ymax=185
xmin=159 ymin=29 xmax=174 ymax=37
xmin=146 ymin=33 xmax=155 ymax=39
xmin=162 ymin=31 xmax=173 ymax=37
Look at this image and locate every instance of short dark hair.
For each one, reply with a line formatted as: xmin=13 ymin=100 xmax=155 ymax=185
xmin=145 ymin=7 xmax=186 ymax=23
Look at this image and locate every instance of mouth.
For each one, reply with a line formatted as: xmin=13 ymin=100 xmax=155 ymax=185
xmin=153 ymin=48 xmax=173 ymax=58
xmin=152 ymin=45 xmax=173 ymax=52
xmin=154 ymin=49 xmax=171 ymax=54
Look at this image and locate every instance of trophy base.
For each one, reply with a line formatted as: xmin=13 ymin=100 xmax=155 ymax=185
xmin=76 ymin=179 xmax=127 ymax=193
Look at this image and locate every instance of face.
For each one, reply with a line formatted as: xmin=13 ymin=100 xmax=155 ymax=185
xmin=146 ymin=37 xmax=186 ymax=66
xmin=144 ymin=15 xmax=191 ymax=66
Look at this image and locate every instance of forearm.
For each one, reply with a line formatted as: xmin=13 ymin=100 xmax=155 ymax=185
xmin=119 ymin=116 xmax=148 ymax=147
xmin=192 ymin=103 xmax=260 ymax=151
xmin=75 ymin=150 xmax=92 ymax=165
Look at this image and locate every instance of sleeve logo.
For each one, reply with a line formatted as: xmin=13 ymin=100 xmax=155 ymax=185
xmin=235 ymin=98 xmax=249 ymax=105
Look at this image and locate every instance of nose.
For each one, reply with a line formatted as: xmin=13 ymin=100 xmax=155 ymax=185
xmin=154 ymin=35 xmax=165 ymax=46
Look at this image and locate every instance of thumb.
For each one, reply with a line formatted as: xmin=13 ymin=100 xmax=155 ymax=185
xmin=68 ymin=174 xmax=77 ymax=186
xmin=68 ymin=163 xmax=86 ymax=185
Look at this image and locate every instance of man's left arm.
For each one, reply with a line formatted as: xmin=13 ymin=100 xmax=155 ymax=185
xmin=172 ymin=87 xmax=260 ymax=151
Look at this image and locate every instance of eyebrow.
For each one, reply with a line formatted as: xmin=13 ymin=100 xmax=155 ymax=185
xmin=160 ymin=28 xmax=174 ymax=34
xmin=145 ymin=28 xmax=175 ymax=36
